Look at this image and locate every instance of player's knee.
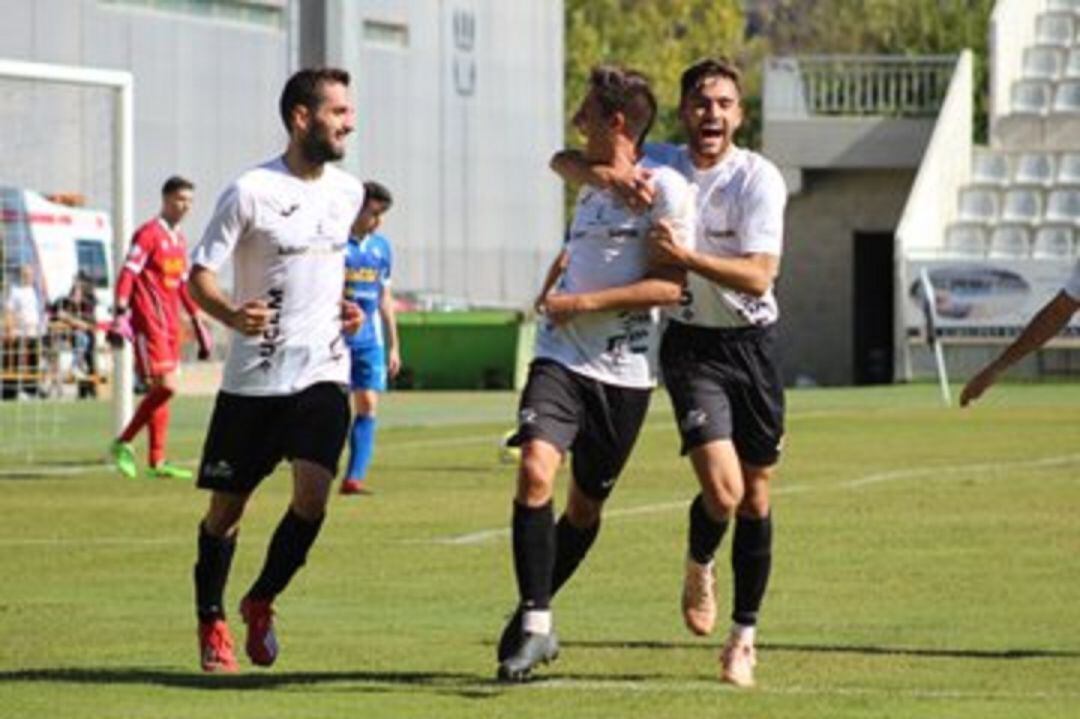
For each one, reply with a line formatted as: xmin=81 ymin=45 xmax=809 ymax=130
xmin=516 ymin=447 xmax=557 ymax=506
xmin=203 ymin=498 xmax=246 ymax=536
xmin=702 ymin=481 xmax=742 ymax=519
xmin=564 ymin=496 xmax=602 ymax=528
xmin=738 ymin=474 xmax=771 ymax=518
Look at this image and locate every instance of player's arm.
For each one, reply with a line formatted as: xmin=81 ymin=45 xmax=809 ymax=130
xmin=188 ymin=266 xmax=270 ymax=337
xmin=960 ymin=291 xmax=1080 ymax=407
xmin=550 ymin=149 xmax=654 ymax=211
xmin=378 ymin=283 xmax=401 ymax=378
xmin=649 ymin=228 xmax=779 ymax=298
xmin=534 ymin=248 xmax=568 ymax=313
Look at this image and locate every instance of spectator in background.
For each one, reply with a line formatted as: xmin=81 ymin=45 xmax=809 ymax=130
xmin=3 ymin=265 xmax=46 ymax=398
xmin=55 ymin=272 xmax=99 ymax=398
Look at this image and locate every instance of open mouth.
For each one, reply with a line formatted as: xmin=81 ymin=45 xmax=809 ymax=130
xmin=700 ymin=125 xmax=725 ymax=141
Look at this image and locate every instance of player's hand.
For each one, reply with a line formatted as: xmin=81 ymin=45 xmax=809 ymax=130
xmin=106 ymin=314 xmax=133 ymax=348
xmin=341 ymin=300 xmax=364 ymax=336
xmin=540 ymin=292 xmax=581 ymax=326
xmin=959 ymin=368 xmax=998 ymax=408
xmin=193 ymin=317 xmax=213 ymax=361
xmin=606 ymin=165 xmax=654 ymax=213
xmin=387 ymin=347 xmax=402 ymax=378
xmin=230 ymin=299 xmax=272 ymax=336
xmin=648 ymin=219 xmax=690 ymax=267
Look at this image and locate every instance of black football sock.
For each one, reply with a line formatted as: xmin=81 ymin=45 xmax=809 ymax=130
xmin=731 ymin=513 xmax=773 ymax=626
xmin=512 ymin=500 xmax=555 ymax=612
xmin=551 ymin=514 xmax=600 ymax=596
xmin=194 ymin=522 xmax=237 ymax=623
xmin=688 ymin=493 xmax=729 ymax=564
xmin=246 ymin=508 xmax=324 ymax=602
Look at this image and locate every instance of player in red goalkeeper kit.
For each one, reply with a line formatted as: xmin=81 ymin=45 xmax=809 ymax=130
xmin=108 ymin=175 xmax=211 ymax=480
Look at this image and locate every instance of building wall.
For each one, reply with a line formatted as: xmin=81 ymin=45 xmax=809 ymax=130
xmin=0 ymin=0 xmax=289 ymax=240
xmin=322 ymin=0 xmax=565 ymax=307
xmin=778 ymin=168 xmax=915 ymax=386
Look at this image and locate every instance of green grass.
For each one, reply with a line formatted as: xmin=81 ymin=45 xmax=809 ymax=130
xmin=1 ymin=384 xmax=1079 ymax=718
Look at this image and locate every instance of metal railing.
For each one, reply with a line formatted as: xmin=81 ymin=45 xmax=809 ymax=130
xmin=765 ymin=55 xmax=958 ymax=119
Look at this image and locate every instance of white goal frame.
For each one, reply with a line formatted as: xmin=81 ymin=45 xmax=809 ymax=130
xmin=0 ymin=59 xmax=135 ymax=435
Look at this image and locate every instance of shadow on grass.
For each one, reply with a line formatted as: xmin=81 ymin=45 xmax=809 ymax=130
xmin=560 ymin=639 xmax=1080 ymax=660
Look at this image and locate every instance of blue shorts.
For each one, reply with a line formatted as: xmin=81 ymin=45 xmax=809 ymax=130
xmin=349 ymin=344 xmax=387 ymax=392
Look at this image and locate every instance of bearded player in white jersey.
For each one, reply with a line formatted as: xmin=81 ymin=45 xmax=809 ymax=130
xmin=186 ymin=67 xmax=366 ymax=673
xmin=496 ymin=65 xmax=694 ymax=682
xmin=552 ymin=58 xmax=788 ymax=687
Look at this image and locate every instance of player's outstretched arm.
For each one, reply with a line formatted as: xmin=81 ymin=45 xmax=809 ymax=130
xmin=960 ymin=291 xmax=1080 ymax=407
xmin=188 ymin=265 xmax=271 ymax=337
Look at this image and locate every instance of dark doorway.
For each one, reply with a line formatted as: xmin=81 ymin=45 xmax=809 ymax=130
xmin=853 ymin=232 xmax=895 ymax=385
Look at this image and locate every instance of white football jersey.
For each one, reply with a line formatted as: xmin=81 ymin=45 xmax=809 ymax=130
xmin=192 ymin=157 xmax=365 ymax=396
xmin=535 ymin=157 xmax=694 ymax=388
xmin=646 ymin=143 xmax=786 ymax=328
xmin=1065 ymin=258 xmax=1080 ymax=301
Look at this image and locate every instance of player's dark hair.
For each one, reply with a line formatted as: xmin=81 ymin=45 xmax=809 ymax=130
xmin=161 ymin=175 xmax=194 ymax=196
xmin=363 ymin=180 xmax=394 ymax=209
xmin=588 ymin=64 xmax=657 ymax=148
xmin=279 ymin=67 xmax=351 ymax=133
xmin=680 ymin=57 xmax=744 ymax=103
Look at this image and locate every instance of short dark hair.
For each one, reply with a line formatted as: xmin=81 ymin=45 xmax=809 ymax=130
xmin=588 ymin=65 xmax=657 ymax=147
xmin=362 ymin=180 xmax=393 ymax=209
xmin=680 ymin=57 xmax=744 ymax=103
xmin=161 ymin=175 xmax=194 ymax=196
xmin=279 ymin=67 xmax=351 ymax=132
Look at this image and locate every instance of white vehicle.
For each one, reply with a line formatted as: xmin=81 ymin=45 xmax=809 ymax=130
xmin=1 ymin=185 xmax=114 ymax=322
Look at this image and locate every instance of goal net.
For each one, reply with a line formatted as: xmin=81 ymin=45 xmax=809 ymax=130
xmin=0 ymin=60 xmax=133 ymax=465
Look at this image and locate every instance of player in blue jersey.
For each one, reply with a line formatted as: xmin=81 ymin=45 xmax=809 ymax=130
xmin=340 ymin=181 xmax=400 ymax=495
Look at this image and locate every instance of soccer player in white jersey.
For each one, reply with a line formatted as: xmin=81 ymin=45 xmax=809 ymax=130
xmin=552 ymin=57 xmax=788 ymax=687
xmin=961 ymin=259 xmax=1080 ymax=406
xmin=496 ymin=65 xmax=693 ymax=682
xmin=186 ymin=68 xmax=366 ymax=673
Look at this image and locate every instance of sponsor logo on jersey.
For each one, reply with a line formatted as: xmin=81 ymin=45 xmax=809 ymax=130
xmin=279 ymin=203 xmax=300 ymax=217
xmin=258 ymin=287 xmax=285 ymax=363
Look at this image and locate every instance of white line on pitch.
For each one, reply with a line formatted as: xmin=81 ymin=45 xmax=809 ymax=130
xmin=425 ymin=452 xmax=1080 ymax=546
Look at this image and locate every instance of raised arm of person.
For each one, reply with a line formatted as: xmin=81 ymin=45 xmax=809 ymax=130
xmin=960 ymin=290 xmax=1080 ymax=407
xmin=550 ymin=149 xmax=654 ymax=212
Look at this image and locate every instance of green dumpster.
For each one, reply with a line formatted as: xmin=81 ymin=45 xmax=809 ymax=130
xmin=396 ymin=310 xmax=535 ymax=390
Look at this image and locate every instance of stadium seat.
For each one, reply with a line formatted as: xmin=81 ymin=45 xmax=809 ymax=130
xmin=988 ymin=225 xmax=1032 ymax=258
xmin=1035 ymin=12 xmax=1075 ymax=48
xmin=1023 ymin=47 xmax=1065 ymax=81
xmin=1066 ymin=49 xmax=1080 ymax=80
xmin=972 ymin=152 xmax=1011 ymax=188
xmin=1044 ymin=188 xmax=1080 ymax=224
xmin=1057 ymin=152 xmax=1080 ymax=185
xmin=1014 ymin=152 xmax=1057 ymax=186
xmin=944 ymin=223 xmax=989 ymax=256
xmin=1032 ymin=225 xmax=1075 ymax=258
xmin=1001 ymin=188 xmax=1044 ymax=225
xmin=1047 ymin=81 xmax=1080 ymax=148
xmin=957 ymin=188 xmax=1000 ymax=223
xmin=995 ymin=80 xmax=1052 ymax=150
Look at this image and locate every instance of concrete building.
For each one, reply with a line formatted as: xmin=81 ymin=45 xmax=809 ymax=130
xmin=0 ymin=0 xmax=564 ymax=307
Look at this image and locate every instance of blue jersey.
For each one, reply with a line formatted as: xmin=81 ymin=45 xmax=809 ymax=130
xmin=344 ymin=232 xmax=393 ymax=349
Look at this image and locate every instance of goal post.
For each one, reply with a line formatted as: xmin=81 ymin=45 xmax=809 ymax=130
xmin=0 ymin=59 xmax=135 ymax=437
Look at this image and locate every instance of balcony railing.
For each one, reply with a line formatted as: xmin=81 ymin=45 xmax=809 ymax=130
xmin=765 ymin=55 xmax=958 ymax=119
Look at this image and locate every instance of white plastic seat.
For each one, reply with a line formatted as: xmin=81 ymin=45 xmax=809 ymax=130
xmin=1001 ymin=188 xmax=1044 ymax=224
xmin=1011 ymin=80 xmax=1054 ymax=114
xmin=1014 ymin=152 xmax=1057 ymax=187
xmin=988 ymin=225 xmax=1032 ymax=258
xmin=1045 ymin=188 xmax=1080 ymax=224
xmin=1032 ymin=225 xmax=1075 ymax=258
xmin=1057 ymin=152 xmax=1080 ymax=185
xmin=1053 ymin=80 xmax=1080 ymax=113
xmin=1024 ymin=47 xmax=1065 ymax=81
xmin=957 ymin=188 xmax=1000 ymax=222
xmin=1036 ymin=12 xmax=1075 ymax=47
xmin=1066 ymin=50 xmax=1080 ymax=81
xmin=972 ymin=152 xmax=1011 ymax=187
xmin=944 ymin=224 xmax=989 ymax=256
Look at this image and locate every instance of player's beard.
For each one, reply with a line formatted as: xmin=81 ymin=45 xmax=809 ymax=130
xmin=300 ymin=121 xmax=345 ymax=164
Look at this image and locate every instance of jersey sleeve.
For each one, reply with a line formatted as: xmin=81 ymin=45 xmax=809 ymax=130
xmin=649 ymin=170 xmax=696 ymax=248
xmin=122 ymin=225 xmax=157 ymax=275
xmin=740 ymin=162 xmax=787 ymax=256
xmin=1065 ymin=259 xmax=1080 ymax=301
xmin=192 ymin=182 xmax=252 ymax=272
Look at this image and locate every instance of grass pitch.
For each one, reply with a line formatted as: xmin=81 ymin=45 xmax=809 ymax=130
xmin=1 ymin=384 xmax=1079 ymax=718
